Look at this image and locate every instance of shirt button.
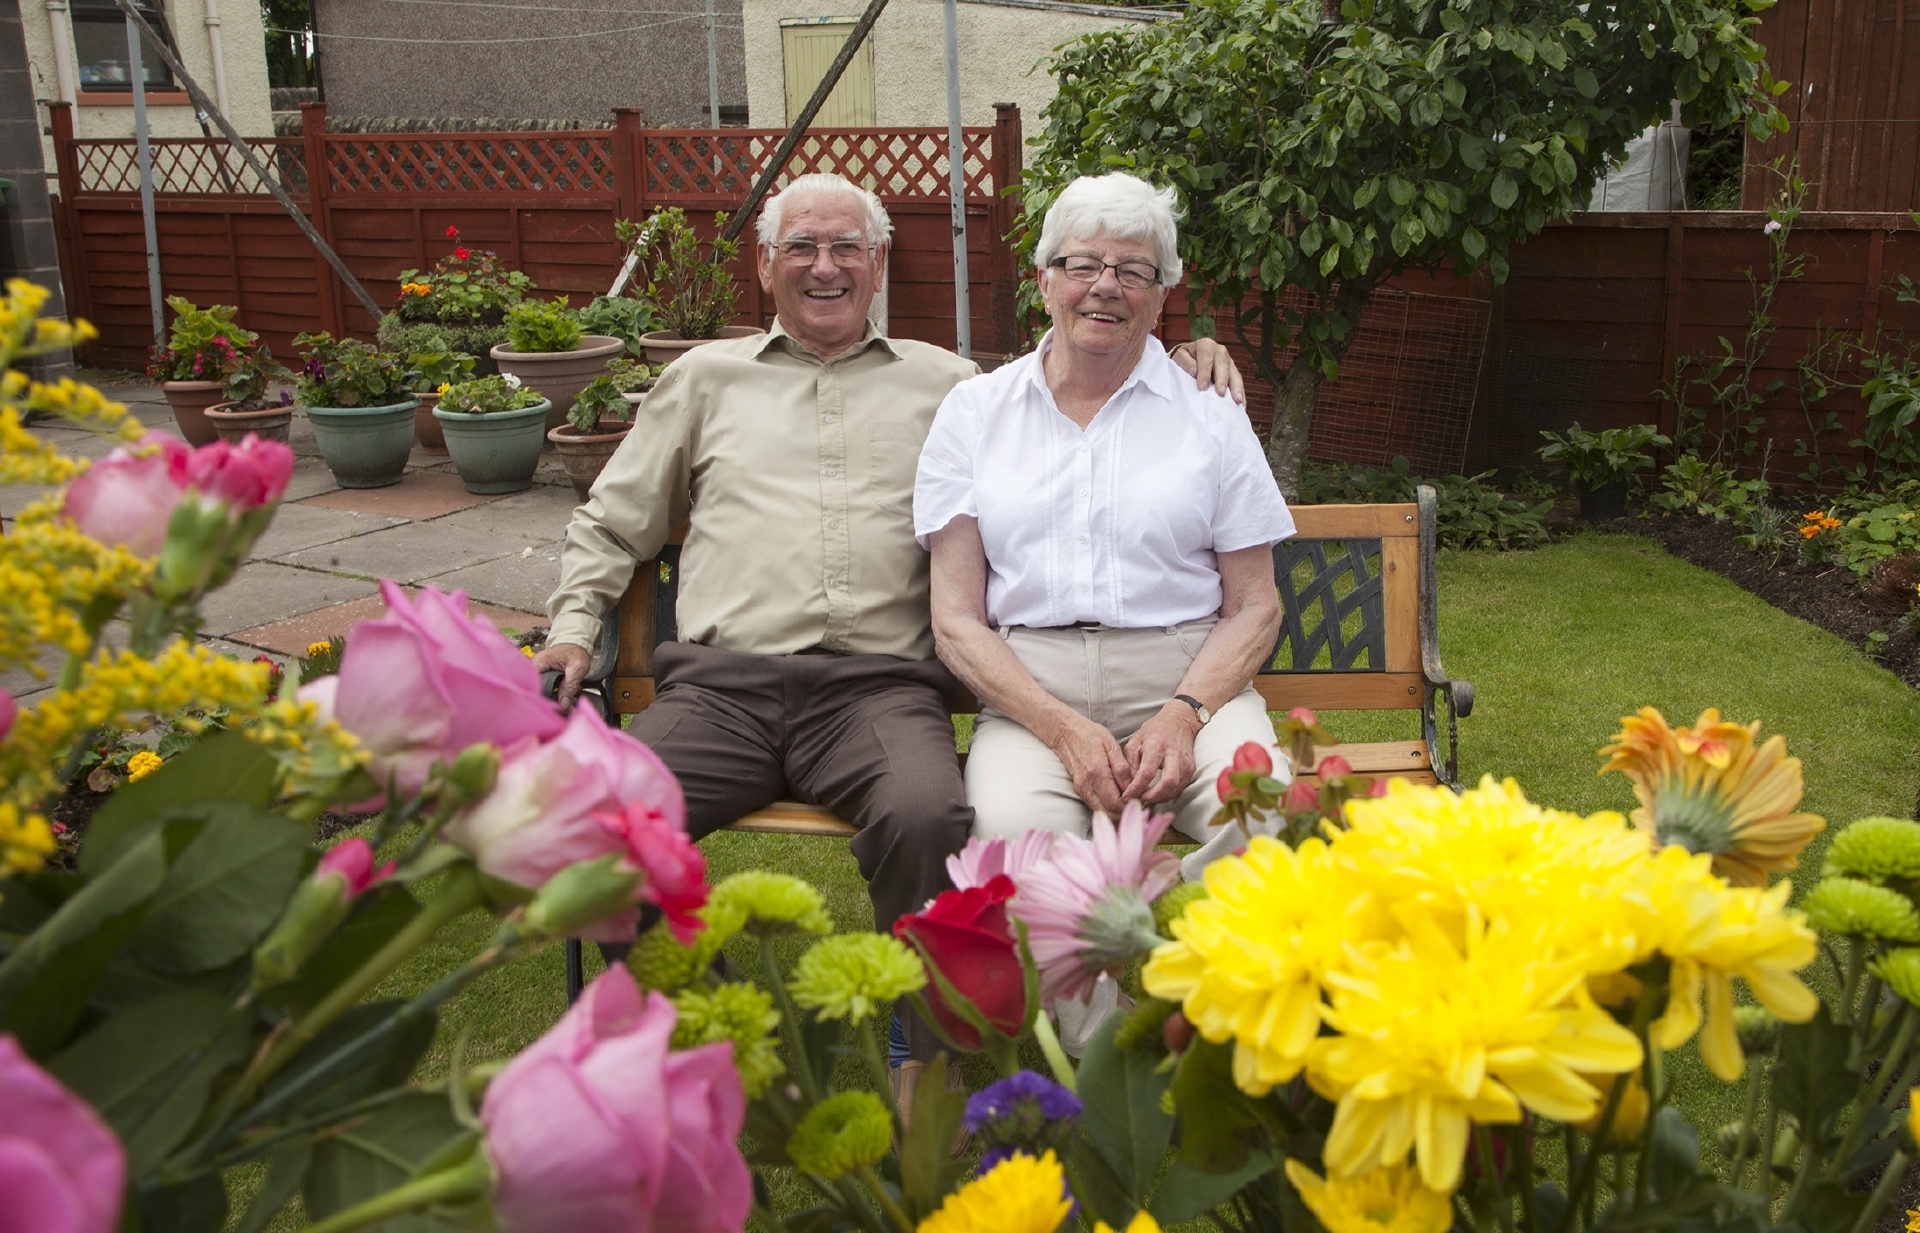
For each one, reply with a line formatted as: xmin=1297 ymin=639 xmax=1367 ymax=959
xmin=825 ymin=468 xmax=840 ymax=478
xmin=1077 ymin=488 xmax=1089 ymax=498
xmin=1078 ymin=535 xmax=1088 ymax=545
xmin=828 ymin=519 xmax=840 ymax=530
xmin=1079 ymin=584 xmax=1090 ymax=593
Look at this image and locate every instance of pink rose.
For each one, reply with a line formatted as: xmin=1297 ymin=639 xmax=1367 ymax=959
xmin=442 ymin=706 xmax=683 ymax=939
xmin=299 ymin=581 xmax=564 ymax=798
xmin=481 ymin=967 xmax=749 ymax=1233
xmin=181 ymin=435 xmax=293 ymax=512
xmin=593 ymin=800 xmax=708 ymax=944
xmin=0 ymin=1035 xmax=126 ymax=1233
xmin=60 ymin=437 xmax=190 ymax=557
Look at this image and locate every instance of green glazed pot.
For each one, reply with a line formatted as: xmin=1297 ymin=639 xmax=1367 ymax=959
xmin=303 ymin=399 xmax=419 ymax=489
xmin=433 ymin=400 xmax=551 ymax=495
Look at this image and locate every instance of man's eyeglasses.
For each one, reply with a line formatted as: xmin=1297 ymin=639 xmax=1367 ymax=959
xmin=777 ymin=239 xmax=875 ymax=267
xmin=1048 ymin=255 xmax=1161 ymax=290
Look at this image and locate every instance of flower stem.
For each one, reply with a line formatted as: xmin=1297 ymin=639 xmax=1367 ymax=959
xmin=1844 ymin=1149 xmax=1912 ymax=1233
xmin=1475 ymin=1126 xmax=1513 ymax=1233
xmin=855 ymin=1163 xmax=915 ymax=1233
xmin=859 ymin=1017 xmax=899 ymax=1126
xmin=1727 ymin=1053 xmax=1765 ymax=1192
xmin=301 ymin=1150 xmax=489 ymax=1233
xmin=760 ymin=935 xmax=823 ymax=1105
xmin=1031 ymin=1008 xmax=1077 ymax=1094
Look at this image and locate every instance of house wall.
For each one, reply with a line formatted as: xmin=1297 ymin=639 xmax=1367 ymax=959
xmin=741 ymin=0 xmax=1154 ymax=129
xmin=310 ymin=0 xmax=749 ymax=128
xmin=18 ymin=0 xmax=274 ymax=173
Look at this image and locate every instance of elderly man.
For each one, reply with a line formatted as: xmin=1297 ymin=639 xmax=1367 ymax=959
xmin=535 ymin=172 xmax=1241 ymax=1090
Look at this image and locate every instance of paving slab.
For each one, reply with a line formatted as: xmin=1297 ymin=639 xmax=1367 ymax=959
xmin=299 ymin=471 xmax=502 ymax=520
xmin=197 ymin=562 xmax=379 ymax=638
xmin=31 ymin=425 xmax=143 ymax=461
xmin=226 ymin=589 xmax=547 ymax=654
xmin=0 ymin=482 xmax=55 ymax=519
xmin=248 ymin=504 xmax=408 ymax=560
xmin=275 ymin=521 xmax=520 ymax=583
xmin=283 ymin=458 xmax=343 ymax=503
xmin=427 ymin=541 xmax=565 ymax=616
xmin=433 ymin=483 xmax=580 ymax=542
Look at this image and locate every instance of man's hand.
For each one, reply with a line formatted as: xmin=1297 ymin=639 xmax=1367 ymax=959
xmin=532 ymin=643 xmax=590 ymax=712
xmin=1169 ymin=337 xmax=1247 ymax=404
xmin=1121 ymin=703 xmax=1201 ymax=805
xmin=1045 ymin=715 xmax=1133 ymax=816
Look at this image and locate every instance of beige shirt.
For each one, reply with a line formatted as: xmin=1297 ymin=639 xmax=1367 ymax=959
xmin=547 ymin=319 xmax=980 ymax=660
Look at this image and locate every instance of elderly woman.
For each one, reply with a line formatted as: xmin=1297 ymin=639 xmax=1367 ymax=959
xmin=915 ymin=171 xmax=1295 ymax=882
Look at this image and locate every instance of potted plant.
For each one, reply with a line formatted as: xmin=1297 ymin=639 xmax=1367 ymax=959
xmin=573 ymin=294 xmax=658 ymax=359
xmin=1537 ymin=422 xmax=1671 ymax=522
xmin=294 ymin=332 xmax=420 ymax=489
xmin=147 ymin=297 xmax=265 ymax=445
xmin=376 ymin=225 xmax=533 ymax=374
xmin=407 ymin=337 xmax=477 ymax=455
xmin=623 ymin=207 xmax=763 ymax=364
xmin=489 ymin=296 xmax=623 ymax=433
xmin=433 ymin=373 xmax=551 ymax=494
xmin=202 ymin=343 xmax=295 ymax=444
xmin=546 ymin=359 xmax=659 ymax=500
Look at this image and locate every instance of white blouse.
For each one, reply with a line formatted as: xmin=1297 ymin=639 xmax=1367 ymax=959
xmin=914 ymin=333 xmax=1294 ymax=629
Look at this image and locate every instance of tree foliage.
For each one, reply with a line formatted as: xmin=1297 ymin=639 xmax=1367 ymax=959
xmin=1022 ymin=0 xmax=1788 ymax=492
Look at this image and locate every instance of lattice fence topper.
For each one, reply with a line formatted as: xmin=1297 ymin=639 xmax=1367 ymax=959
xmin=325 ymin=135 xmax=617 ymax=195
xmin=72 ymin=139 xmax=307 ymax=195
xmin=643 ymin=129 xmax=996 ymax=201
xmin=1268 ymin=538 xmax=1386 ymax=672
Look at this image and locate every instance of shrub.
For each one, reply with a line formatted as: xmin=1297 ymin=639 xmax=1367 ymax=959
xmin=567 ymin=375 xmax=633 ymax=432
xmin=439 ymin=373 xmax=547 ymax=415
xmin=1298 ymin=456 xmax=1553 ymax=551
xmin=1650 ymin=454 xmax=1770 ymax=521
xmin=574 ymin=295 xmax=658 ymax=356
xmin=147 ymin=297 xmax=262 ymax=384
xmin=394 ymin=225 xmax=534 ymax=325
xmin=504 ymin=297 xmax=582 ymax=354
xmin=376 ymin=314 xmax=508 ymax=373
xmin=1536 ymin=422 xmax=1670 ymax=490
xmin=292 ymin=332 xmax=417 ymax=408
xmin=407 ymin=336 xmax=476 ymax=393
xmin=617 ymin=207 xmax=740 ymax=340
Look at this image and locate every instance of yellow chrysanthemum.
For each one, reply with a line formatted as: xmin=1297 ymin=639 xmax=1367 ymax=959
xmin=1093 ymin=1214 xmax=1162 ymax=1233
xmin=1573 ymin=1070 xmax=1648 ymax=1145
xmin=1600 ymin=707 xmax=1825 ymax=886
xmin=915 ymin=1150 xmax=1073 ymax=1233
xmin=1283 ymin=1159 xmax=1453 ymax=1233
xmin=126 ymin=750 xmax=163 ymax=781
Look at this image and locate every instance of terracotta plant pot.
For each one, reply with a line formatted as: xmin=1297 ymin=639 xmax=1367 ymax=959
xmin=434 ymin=400 xmax=552 ymax=495
xmin=547 ymin=419 xmax=631 ymax=501
xmin=639 ymin=325 xmax=765 ymax=367
xmin=160 ymin=380 xmax=227 ymax=446
xmin=304 ymin=399 xmax=420 ymax=489
xmin=489 ymin=335 xmax=624 ymax=434
xmin=413 ymin=390 xmax=448 ymax=454
xmin=202 ymin=400 xmax=294 ymax=445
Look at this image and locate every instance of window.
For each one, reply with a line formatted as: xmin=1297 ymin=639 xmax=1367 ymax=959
xmin=69 ymin=0 xmax=177 ymax=91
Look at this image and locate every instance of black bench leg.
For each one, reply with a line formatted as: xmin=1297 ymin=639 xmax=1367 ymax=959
xmin=565 ymin=937 xmax=584 ymax=1003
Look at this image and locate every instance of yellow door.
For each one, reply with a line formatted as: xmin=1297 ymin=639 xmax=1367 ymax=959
xmin=781 ymin=19 xmax=877 ymax=127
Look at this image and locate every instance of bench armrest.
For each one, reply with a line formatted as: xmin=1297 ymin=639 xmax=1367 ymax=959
xmin=538 ymin=608 xmax=622 ymax=726
xmin=1415 ymin=484 xmax=1472 ymax=786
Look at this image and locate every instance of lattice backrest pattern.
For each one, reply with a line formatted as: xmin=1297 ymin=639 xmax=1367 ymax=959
xmin=72 ymin=139 xmax=307 ymax=195
xmin=325 ymin=135 xmax=616 ymax=195
xmin=643 ymin=128 xmax=995 ymax=201
xmin=1268 ymin=538 xmax=1386 ymax=671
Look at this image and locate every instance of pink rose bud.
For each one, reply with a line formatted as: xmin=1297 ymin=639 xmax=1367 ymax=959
xmin=1315 ymin=754 xmax=1353 ymax=780
xmin=594 ymin=799 xmax=709 ymax=943
xmin=59 ymin=437 xmax=190 ymax=558
xmin=0 ymin=1034 xmax=126 ymax=1233
xmin=1229 ymin=742 xmax=1273 ymax=778
xmin=315 ymin=836 xmax=394 ymax=898
xmin=1215 ymin=767 xmax=1238 ymax=802
xmin=1365 ymin=777 xmax=1389 ymax=798
xmin=0 ymin=688 xmax=14 ymax=744
xmin=481 ymin=967 xmax=751 ymax=1233
xmin=1283 ymin=779 xmax=1320 ymax=814
xmin=182 ymin=435 xmax=294 ymax=512
xmin=252 ymin=838 xmax=394 ymax=989
xmin=1287 ymin=707 xmax=1318 ymax=726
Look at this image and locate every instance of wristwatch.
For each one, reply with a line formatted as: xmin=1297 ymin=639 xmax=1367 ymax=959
xmin=1173 ymin=693 xmax=1211 ymax=725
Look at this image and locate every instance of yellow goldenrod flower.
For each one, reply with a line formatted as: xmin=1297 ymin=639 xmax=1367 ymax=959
xmin=916 ymin=1150 xmax=1074 ymax=1233
xmin=1283 ymin=1159 xmax=1453 ymax=1233
xmin=1599 ymin=707 xmax=1825 ymax=886
xmin=0 ymin=801 xmax=56 ymax=875
xmin=126 ymin=750 xmax=163 ymax=780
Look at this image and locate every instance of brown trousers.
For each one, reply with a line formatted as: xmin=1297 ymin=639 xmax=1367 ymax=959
xmin=627 ymin=641 xmax=973 ymax=1062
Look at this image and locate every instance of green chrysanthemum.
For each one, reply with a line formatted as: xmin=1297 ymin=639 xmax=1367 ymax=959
xmin=1801 ymin=877 xmax=1920 ymax=942
xmin=628 ymin=899 xmax=746 ymax=992
xmin=1154 ymin=881 xmax=1208 ymax=935
xmin=708 ymin=871 xmax=832 ymax=937
xmin=1870 ymin=948 xmax=1920 ymax=1007
xmin=671 ymin=981 xmax=784 ymax=1098
xmin=1732 ymin=1005 xmax=1780 ymax=1054
xmin=790 ymin=933 xmax=926 ymax=1022
xmin=1823 ymin=816 xmax=1920 ymax=884
xmin=786 ymin=1091 xmax=892 ymax=1178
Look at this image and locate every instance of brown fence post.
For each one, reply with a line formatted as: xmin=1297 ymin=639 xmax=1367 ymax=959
xmin=47 ymin=102 xmax=92 ymax=328
xmin=300 ymin=102 xmax=342 ymax=336
xmin=1655 ymin=218 xmax=1685 ymax=444
xmin=612 ymin=107 xmax=643 ymax=225
xmin=988 ymin=103 xmax=1023 ymax=359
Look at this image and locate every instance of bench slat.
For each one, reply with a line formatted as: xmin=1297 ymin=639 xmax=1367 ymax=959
xmin=1252 ymin=673 xmax=1426 ymax=710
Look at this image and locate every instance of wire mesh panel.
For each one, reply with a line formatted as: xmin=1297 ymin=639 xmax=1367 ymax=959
xmin=324 ymin=134 xmax=617 ymax=195
xmin=643 ymin=128 xmax=995 ymax=202
xmin=72 ymin=139 xmax=307 ymax=194
xmin=1268 ymin=538 xmax=1386 ymax=671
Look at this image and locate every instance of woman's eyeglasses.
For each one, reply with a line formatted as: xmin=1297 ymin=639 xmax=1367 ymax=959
xmin=1048 ymin=255 xmax=1161 ymax=290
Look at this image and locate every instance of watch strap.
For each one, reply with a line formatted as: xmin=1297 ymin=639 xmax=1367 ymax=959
xmin=1173 ymin=693 xmax=1211 ymax=724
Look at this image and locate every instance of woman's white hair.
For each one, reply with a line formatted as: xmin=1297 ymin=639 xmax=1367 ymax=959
xmin=755 ymin=174 xmax=894 ymax=248
xmin=1035 ymin=172 xmax=1184 ymax=287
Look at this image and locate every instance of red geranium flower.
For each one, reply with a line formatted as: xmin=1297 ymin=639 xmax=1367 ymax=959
xmin=453 ymin=246 xmax=471 ymax=260
xmin=446 ymin=225 xmax=459 ymax=238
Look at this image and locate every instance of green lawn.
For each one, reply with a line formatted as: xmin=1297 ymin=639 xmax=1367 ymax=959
xmin=241 ymin=531 xmax=1920 ymax=1227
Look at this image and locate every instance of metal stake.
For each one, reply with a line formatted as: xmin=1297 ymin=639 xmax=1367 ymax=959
xmin=706 ymin=0 xmax=721 ymax=128
xmin=126 ymin=15 xmax=163 ymax=345
xmin=943 ymin=0 xmax=969 ymax=358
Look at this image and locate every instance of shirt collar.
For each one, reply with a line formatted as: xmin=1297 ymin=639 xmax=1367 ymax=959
xmin=757 ymin=315 xmax=903 ymax=363
xmin=1022 ymin=329 xmax=1177 ymax=402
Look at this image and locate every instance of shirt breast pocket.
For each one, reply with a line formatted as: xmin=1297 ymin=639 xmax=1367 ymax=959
xmin=867 ymin=423 xmax=921 ymax=518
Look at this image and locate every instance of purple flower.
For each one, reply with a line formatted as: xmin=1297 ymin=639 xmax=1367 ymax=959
xmin=1763 ymin=220 xmax=1783 ymax=235
xmin=962 ymin=1070 xmax=1082 ymax=1132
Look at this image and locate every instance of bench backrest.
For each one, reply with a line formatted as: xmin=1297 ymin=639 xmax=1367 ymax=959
xmin=597 ymin=490 xmax=1441 ymax=718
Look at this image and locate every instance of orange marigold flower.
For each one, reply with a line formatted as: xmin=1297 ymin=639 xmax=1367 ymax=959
xmin=1798 ymin=525 xmax=1821 ymax=539
xmin=1599 ymin=707 xmax=1825 ymax=887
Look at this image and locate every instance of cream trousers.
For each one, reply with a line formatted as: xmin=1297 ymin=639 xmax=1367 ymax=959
xmin=966 ymin=618 xmax=1291 ymax=883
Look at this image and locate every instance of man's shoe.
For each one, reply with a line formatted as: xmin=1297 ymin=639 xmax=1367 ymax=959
xmin=891 ymin=1059 xmax=970 ymax=1156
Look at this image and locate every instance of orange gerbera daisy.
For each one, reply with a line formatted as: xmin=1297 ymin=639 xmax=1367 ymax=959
xmin=1598 ymin=707 xmax=1825 ymax=886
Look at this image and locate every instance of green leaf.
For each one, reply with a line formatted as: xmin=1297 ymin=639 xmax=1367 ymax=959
xmin=1387 ymin=175 xmax=1417 ymax=205
xmin=48 ymin=989 xmax=253 ymax=1177
xmin=1438 ymin=6 xmax=1466 ymax=32
xmin=899 ymin=1051 xmax=970 ymax=1221
xmin=1172 ymin=1037 xmax=1258 ymax=1173
xmin=234 ymin=1147 xmax=312 ymax=1233
xmin=1461 ymin=226 xmax=1488 ymax=259
xmin=260 ymin=1000 xmax=437 ymax=1122
xmin=136 ymin=1171 xmax=229 ymax=1233
xmin=1149 ymin=1152 xmax=1274 ymax=1225
xmin=1078 ymin=1012 xmax=1177 ymax=1199
xmin=131 ymin=803 xmax=312 ymax=975
xmin=1490 ymin=170 xmax=1520 ymax=209
xmin=1773 ymin=1010 xmax=1858 ymax=1137
xmin=303 ymin=1093 xmax=474 ymax=1230
xmin=81 ymin=732 xmax=277 ymax=876
xmin=1575 ymin=68 xmax=1599 ymax=97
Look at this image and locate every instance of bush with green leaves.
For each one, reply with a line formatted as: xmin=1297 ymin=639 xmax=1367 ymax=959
xmin=146 ymin=297 xmax=275 ymax=393
xmin=504 ymin=297 xmax=583 ymax=354
xmin=292 ymin=332 xmax=417 ymax=408
xmin=438 ymin=373 xmax=547 ymax=415
xmin=393 ymin=226 xmax=534 ymax=326
xmin=1651 ymin=454 xmax=1771 ymax=522
xmin=407 ymin=335 xmax=477 ymax=393
xmin=617 ymin=207 xmax=741 ymax=340
xmin=567 ymin=374 xmax=635 ymax=432
xmin=574 ymin=294 xmax=659 ymax=356
xmin=376 ymin=314 xmax=508 ymax=371
xmin=1299 ymin=456 xmax=1552 ymax=550
xmin=1537 ymin=422 xmax=1670 ymax=490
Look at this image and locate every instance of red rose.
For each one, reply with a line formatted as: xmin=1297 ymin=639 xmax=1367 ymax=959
xmin=894 ymin=875 xmax=1025 ymax=1050
xmin=1229 ymin=742 xmax=1272 ymax=778
xmin=1315 ymin=754 xmax=1352 ymax=780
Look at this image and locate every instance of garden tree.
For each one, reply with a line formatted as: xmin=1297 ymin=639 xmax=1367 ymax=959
xmin=1023 ymin=0 xmax=1788 ymax=495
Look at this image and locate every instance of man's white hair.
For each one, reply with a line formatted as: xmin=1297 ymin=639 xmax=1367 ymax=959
xmin=755 ymin=174 xmax=894 ymax=248
xmin=1034 ymin=172 xmax=1183 ymax=287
